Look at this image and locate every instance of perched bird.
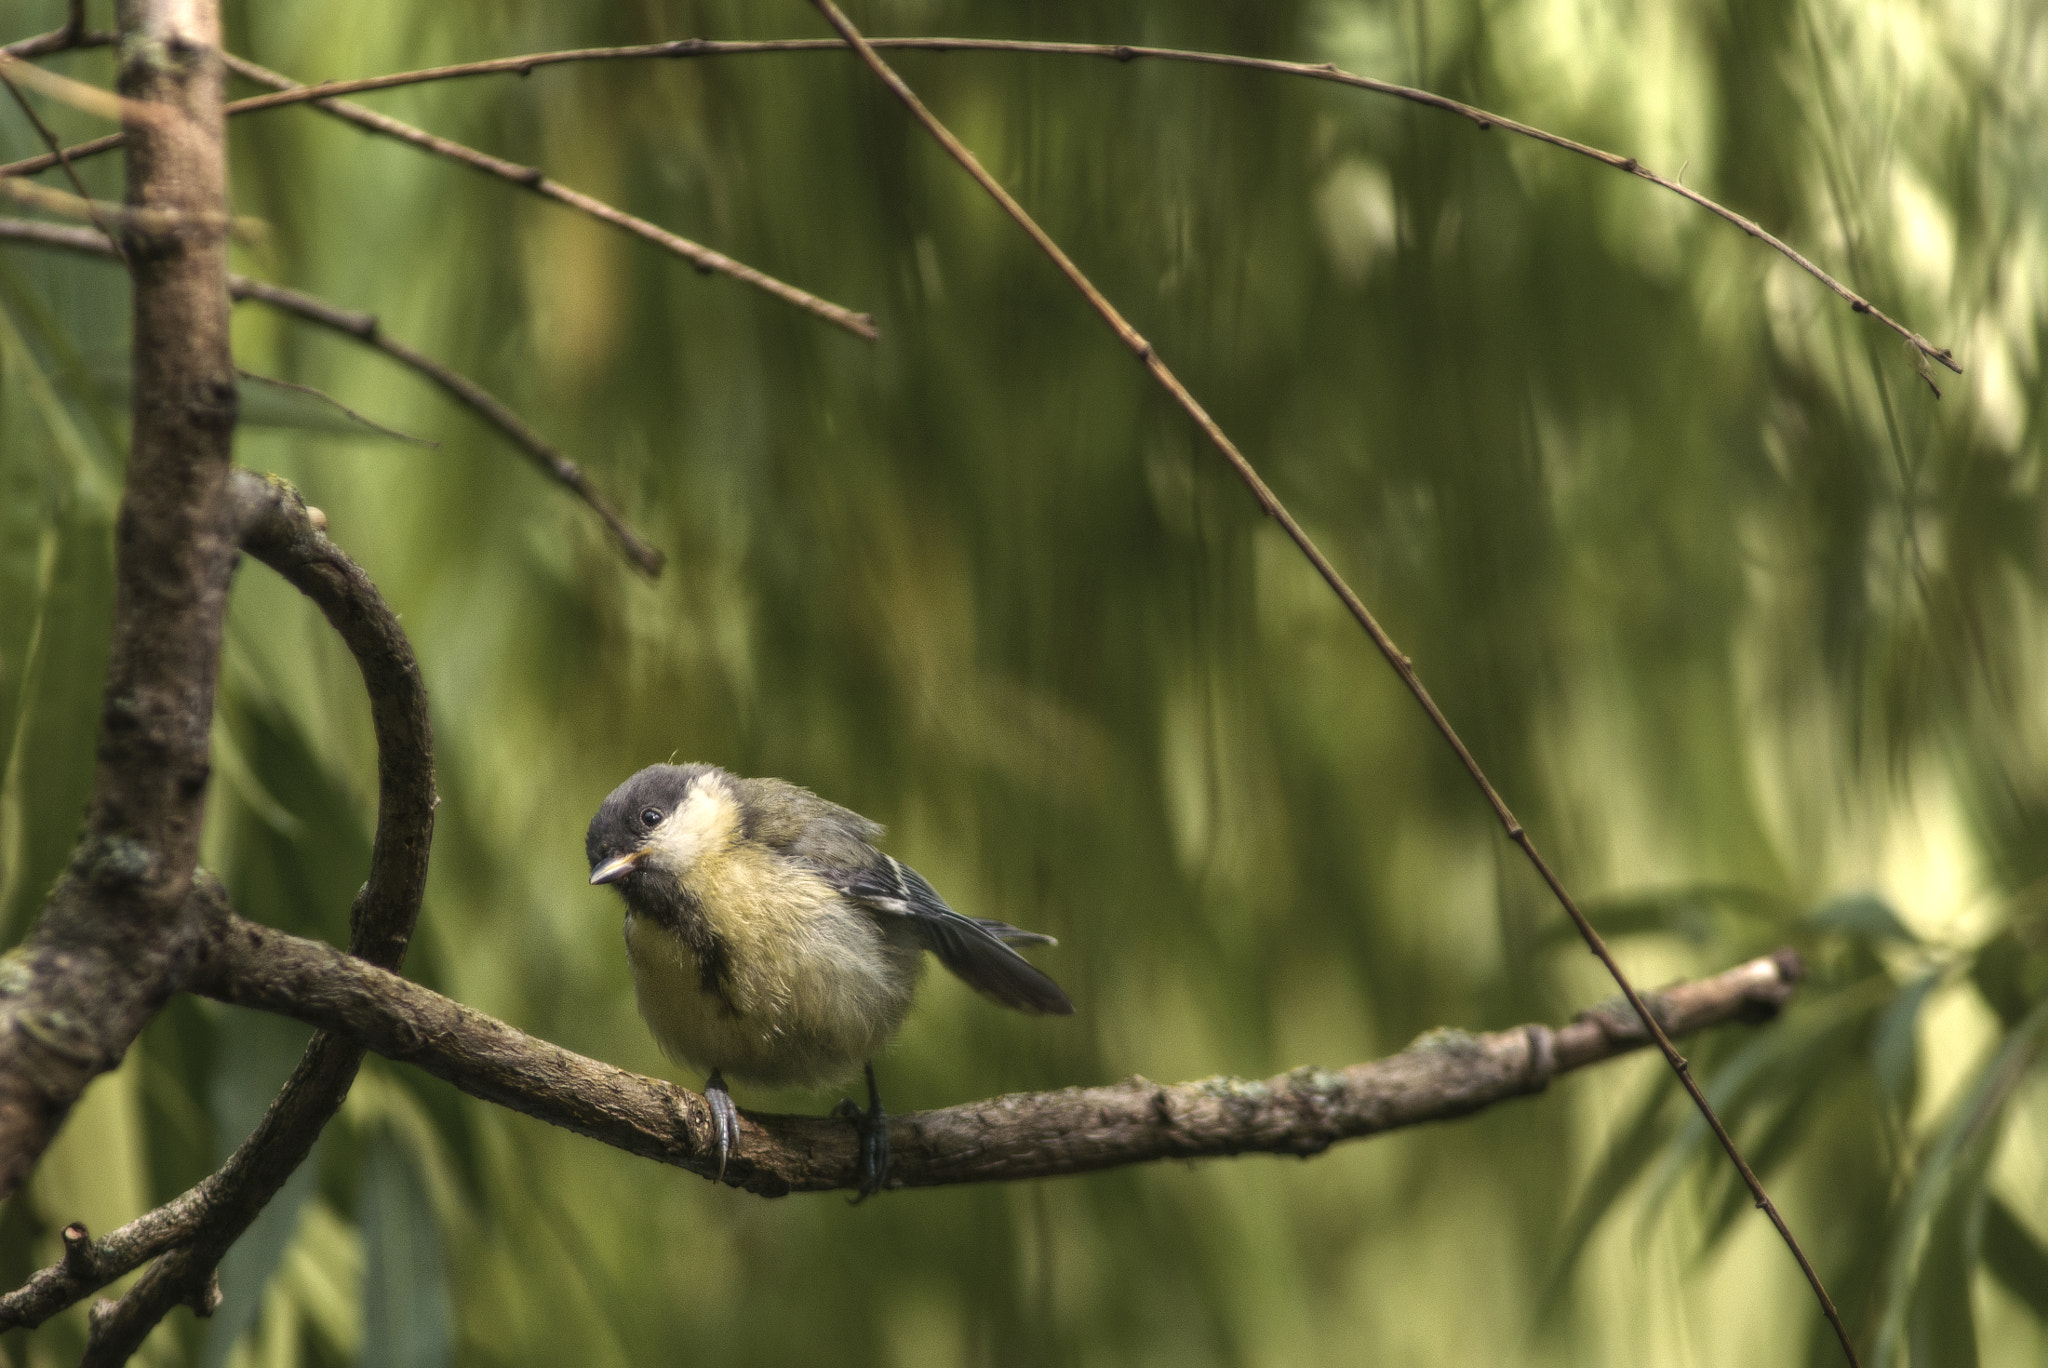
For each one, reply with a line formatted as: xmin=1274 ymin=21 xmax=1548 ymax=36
xmin=586 ymin=762 xmax=1073 ymax=1197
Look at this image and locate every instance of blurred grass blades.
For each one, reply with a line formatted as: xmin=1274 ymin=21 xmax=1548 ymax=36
xmin=1872 ymin=999 xmax=2048 ymax=1368
xmin=357 ymin=1132 xmax=453 ymax=1368
xmin=201 ymin=1011 xmax=321 ymax=1368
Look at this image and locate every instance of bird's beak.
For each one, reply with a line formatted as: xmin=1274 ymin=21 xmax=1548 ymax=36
xmin=589 ymin=850 xmax=644 ymax=886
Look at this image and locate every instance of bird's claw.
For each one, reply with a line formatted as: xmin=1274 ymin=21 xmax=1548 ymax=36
xmin=704 ymin=1070 xmax=742 ymax=1184
xmin=832 ymin=1061 xmax=889 ymax=1203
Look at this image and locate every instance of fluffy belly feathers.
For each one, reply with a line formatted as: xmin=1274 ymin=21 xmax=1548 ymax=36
xmin=623 ymin=894 xmax=924 ymax=1092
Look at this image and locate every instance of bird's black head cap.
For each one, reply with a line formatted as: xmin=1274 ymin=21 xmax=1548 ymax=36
xmin=586 ymin=762 xmax=726 ymax=881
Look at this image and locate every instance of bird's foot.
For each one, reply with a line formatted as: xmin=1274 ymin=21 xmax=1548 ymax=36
xmin=704 ymin=1070 xmax=742 ymax=1183
xmin=831 ymin=1061 xmax=888 ymax=1203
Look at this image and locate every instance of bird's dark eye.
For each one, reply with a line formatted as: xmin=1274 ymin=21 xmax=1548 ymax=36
xmin=639 ymin=807 xmax=663 ymax=828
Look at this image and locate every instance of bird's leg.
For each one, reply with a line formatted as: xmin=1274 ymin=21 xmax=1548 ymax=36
xmin=831 ymin=1061 xmax=889 ymax=1202
xmin=703 ymin=1070 xmax=742 ymax=1183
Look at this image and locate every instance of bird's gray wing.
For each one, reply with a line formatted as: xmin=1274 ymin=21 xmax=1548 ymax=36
xmin=734 ymin=777 xmax=884 ymax=854
xmin=821 ymin=854 xmax=1074 ymax=1017
xmin=971 ymin=918 xmax=1057 ymax=947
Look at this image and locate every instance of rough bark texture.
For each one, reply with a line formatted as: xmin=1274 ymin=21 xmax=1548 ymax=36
xmin=0 ymin=0 xmax=234 ymax=1201
xmin=77 ymin=475 xmax=435 ymax=1364
xmin=192 ymin=911 xmax=1801 ymax=1197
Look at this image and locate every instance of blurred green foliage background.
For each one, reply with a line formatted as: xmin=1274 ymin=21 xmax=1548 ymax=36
xmin=3 ymin=0 xmax=2046 ymax=1363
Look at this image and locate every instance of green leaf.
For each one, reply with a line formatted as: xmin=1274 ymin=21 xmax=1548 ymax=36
xmin=1805 ymin=892 xmax=1920 ymax=946
xmin=1535 ymin=1075 xmax=1686 ymax=1325
xmin=1969 ymin=928 xmax=2044 ymax=1032
xmin=1551 ymin=883 xmax=1789 ymax=946
xmin=1873 ymin=971 xmax=1940 ymax=1121
xmin=201 ymin=1011 xmax=320 ymax=1368
xmin=357 ymin=1131 xmax=453 ymax=1368
xmin=1981 ymin=1198 xmax=2048 ymax=1323
xmin=0 ymin=265 xmax=121 ymax=512
xmin=1638 ymin=976 xmax=1891 ymax=1234
xmin=0 ymin=499 xmax=112 ymax=947
xmin=1874 ymin=999 xmax=2048 ymax=1367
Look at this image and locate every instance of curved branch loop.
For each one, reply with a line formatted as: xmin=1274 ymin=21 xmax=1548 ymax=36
xmin=79 ymin=473 xmax=435 ymax=1364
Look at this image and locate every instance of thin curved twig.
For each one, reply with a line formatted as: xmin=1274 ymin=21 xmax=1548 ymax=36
xmin=808 ymin=3 xmax=1863 ymax=1364
xmin=79 ymin=472 xmax=438 ymax=1364
xmin=213 ymin=53 xmax=875 ymax=342
xmin=0 ymin=34 xmax=1955 ymax=374
xmin=0 ymin=19 xmax=93 ymax=62
xmin=0 ymin=217 xmax=666 ymax=575
xmin=0 ymin=60 xmax=130 ymax=269
xmin=0 ymin=50 xmax=876 ymax=343
xmin=228 ymin=276 xmax=669 ymax=576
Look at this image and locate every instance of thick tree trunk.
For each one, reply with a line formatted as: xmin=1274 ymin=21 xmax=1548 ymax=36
xmin=0 ymin=0 xmax=233 ymax=1199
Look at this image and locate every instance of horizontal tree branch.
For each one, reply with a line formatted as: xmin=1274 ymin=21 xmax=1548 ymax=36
xmin=185 ymin=889 xmax=1804 ymax=1194
xmin=0 ymin=216 xmax=666 ymax=576
xmin=0 ymin=1197 xmax=205 ymax=1334
xmin=0 ymin=33 xmax=1954 ymax=375
xmin=0 ymin=907 xmax=1800 ymax=1330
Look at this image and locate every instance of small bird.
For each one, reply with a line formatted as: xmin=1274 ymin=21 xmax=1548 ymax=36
xmin=586 ymin=762 xmax=1073 ymax=1197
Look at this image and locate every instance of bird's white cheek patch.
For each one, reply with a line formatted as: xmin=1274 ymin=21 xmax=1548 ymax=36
xmin=649 ymin=782 xmax=738 ymax=871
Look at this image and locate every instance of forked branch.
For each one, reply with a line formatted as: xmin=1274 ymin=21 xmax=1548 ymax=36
xmin=77 ymin=471 xmax=437 ymax=1365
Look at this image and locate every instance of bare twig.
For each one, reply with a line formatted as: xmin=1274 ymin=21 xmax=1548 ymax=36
xmin=215 ymin=54 xmax=876 ymax=342
xmin=232 ymin=278 xmax=668 ymax=576
xmin=0 ymin=60 xmax=129 ymax=267
xmin=1 ymin=18 xmax=100 ymax=62
xmin=0 ymin=171 xmax=252 ymax=238
xmin=0 ymin=57 xmax=874 ymax=342
xmin=0 ymin=50 xmax=173 ymax=128
xmin=0 ymin=1201 xmax=205 ymax=1332
xmin=79 ymin=472 xmax=437 ymax=1364
xmin=2 ymin=940 xmax=1796 ymax=1323
xmin=0 ymin=216 xmax=666 ymax=575
xmin=0 ymin=34 xmax=1950 ymax=373
xmin=0 ymin=128 xmax=120 ymax=177
xmin=808 ymin=3 xmax=1863 ymax=1364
